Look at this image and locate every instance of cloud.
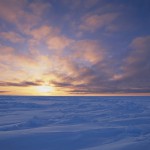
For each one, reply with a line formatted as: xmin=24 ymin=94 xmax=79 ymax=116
xmin=69 ymin=86 xmax=150 ymax=94
xmin=0 ymin=0 xmax=51 ymax=32
xmin=79 ymin=13 xmax=119 ymax=32
xmin=0 ymin=47 xmax=36 ymax=68
xmin=28 ymin=25 xmax=73 ymax=53
xmin=30 ymin=25 xmax=53 ymax=40
xmin=0 ymin=45 xmax=51 ymax=82
xmin=49 ymin=36 xmax=150 ymax=95
xmin=0 ymin=0 xmax=149 ymax=95
xmin=29 ymin=1 xmax=51 ymax=16
xmin=51 ymin=80 xmax=73 ymax=88
xmin=0 ymin=0 xmax=26 ymax=24
xmin=0 ymin=31 xmax=25 ymax=43
xmin=105 ymin=36 xmax=150 ymax=94
xmin=0 ymin=81 xmax=42 ymax=87
xmin=123 ymin=36 xmax=150 ymax=79
xmin=44 ymin=40 xmax=103 ymax=83
xmin=43 ymin=38 xmax=120 ymax=94
xmin=0 ymin=45 xmax=15 ymax=54
xmin=28 ymin=25 xmax=56 ymax=48
xmin=49 ymin=54 xmax=113 ymax=94
xmin=0 ymin=91 xmax=9 ymax=93
xmin=69 ymin=40 xmax=104 ymax=64
xmin=47 ymin=36 xmax=73 ymax=51
xmin=45 ymin=39 xmax=106 ymax=83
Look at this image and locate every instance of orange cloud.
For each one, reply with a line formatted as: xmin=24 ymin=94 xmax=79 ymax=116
xmin=0 ymin=44 xmax=52 ymax=83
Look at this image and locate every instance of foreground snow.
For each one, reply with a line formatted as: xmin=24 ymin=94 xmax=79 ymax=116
xmin=0 ymin=96 xmax=150 ymax=150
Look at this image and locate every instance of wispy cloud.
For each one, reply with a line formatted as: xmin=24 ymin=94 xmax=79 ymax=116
xmin=0 ymin=91 xmax=9 ymax=93
xmin=121 ymin=36 xmax=150 ymax=81
xmin=0 ymin=0 xmax=51 ymax=32
xmin=79 ymin=13 xmax=119 ymax=32
xmin=0 ymin=31 xmax=25 ymax=43
xmin=47 ymin=36 xmax=73 ymax=51
xmin=0 ymin=81 xmax=42 ymax=87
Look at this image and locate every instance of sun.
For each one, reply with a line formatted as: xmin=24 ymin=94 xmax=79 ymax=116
xmin=36 ymin=85 xmax=53 ymax=93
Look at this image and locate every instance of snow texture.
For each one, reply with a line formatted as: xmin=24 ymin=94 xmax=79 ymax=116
xmin=0 ymin=96 xmax=150 ymax=150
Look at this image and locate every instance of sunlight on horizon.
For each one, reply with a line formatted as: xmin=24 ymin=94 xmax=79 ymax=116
xmin=36 ymin=85 xmax=54 ymax=93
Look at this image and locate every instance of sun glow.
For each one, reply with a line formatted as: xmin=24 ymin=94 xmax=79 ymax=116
xmin=36 ymin=85 xmax=53 ymax=93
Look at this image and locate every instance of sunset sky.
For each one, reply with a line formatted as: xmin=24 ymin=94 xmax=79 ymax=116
xmin=0 ymin=0 xmax=150 ymax=96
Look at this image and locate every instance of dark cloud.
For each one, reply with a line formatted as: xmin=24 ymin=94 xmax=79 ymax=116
xmin=51 ymin=78 xmax=150 ymax=94
xmin=51 ymin=81 xmax=73 ymax=87
xmin=0 ymin=81 xmax=42 ymax=87
xmin=50 ymin=36 xmax=150 ymax=95
xmin=0 ymin=91 xmax=9 ymax=93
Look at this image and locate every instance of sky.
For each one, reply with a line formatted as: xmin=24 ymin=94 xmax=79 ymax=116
xmin=0 ymin=0 xmax=150 ymax=96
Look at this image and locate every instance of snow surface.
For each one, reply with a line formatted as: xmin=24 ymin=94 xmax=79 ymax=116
xmin=0 ymin=96 xmax=150 ymax=150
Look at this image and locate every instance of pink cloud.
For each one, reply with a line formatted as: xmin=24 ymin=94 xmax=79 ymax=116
xmin=125 ymin=36 xmax=150 ymax=66
xmin=0 ymin=0 xmax=26 ymax=24
xmin=116 ymin=36 xmax=150 ymax=81
xmin=0 ymin=31 xmax=25 ymax=43
xmin=0 ymin=0 xmax=51 ymax=32
xmin=0 ymin=45 xmax=15 ymax=54
xmin=80 ymin=13 xmax=119 ymax=32
xmin=70 ymin=40 xmax=105 ymax=64
xmin=47 ymin=36 xmax=73 ymax=51
xmin=30 ymin=26 xmax=53 ymax=40
xmin=130 ymin=36 xmax=150 ymax=52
